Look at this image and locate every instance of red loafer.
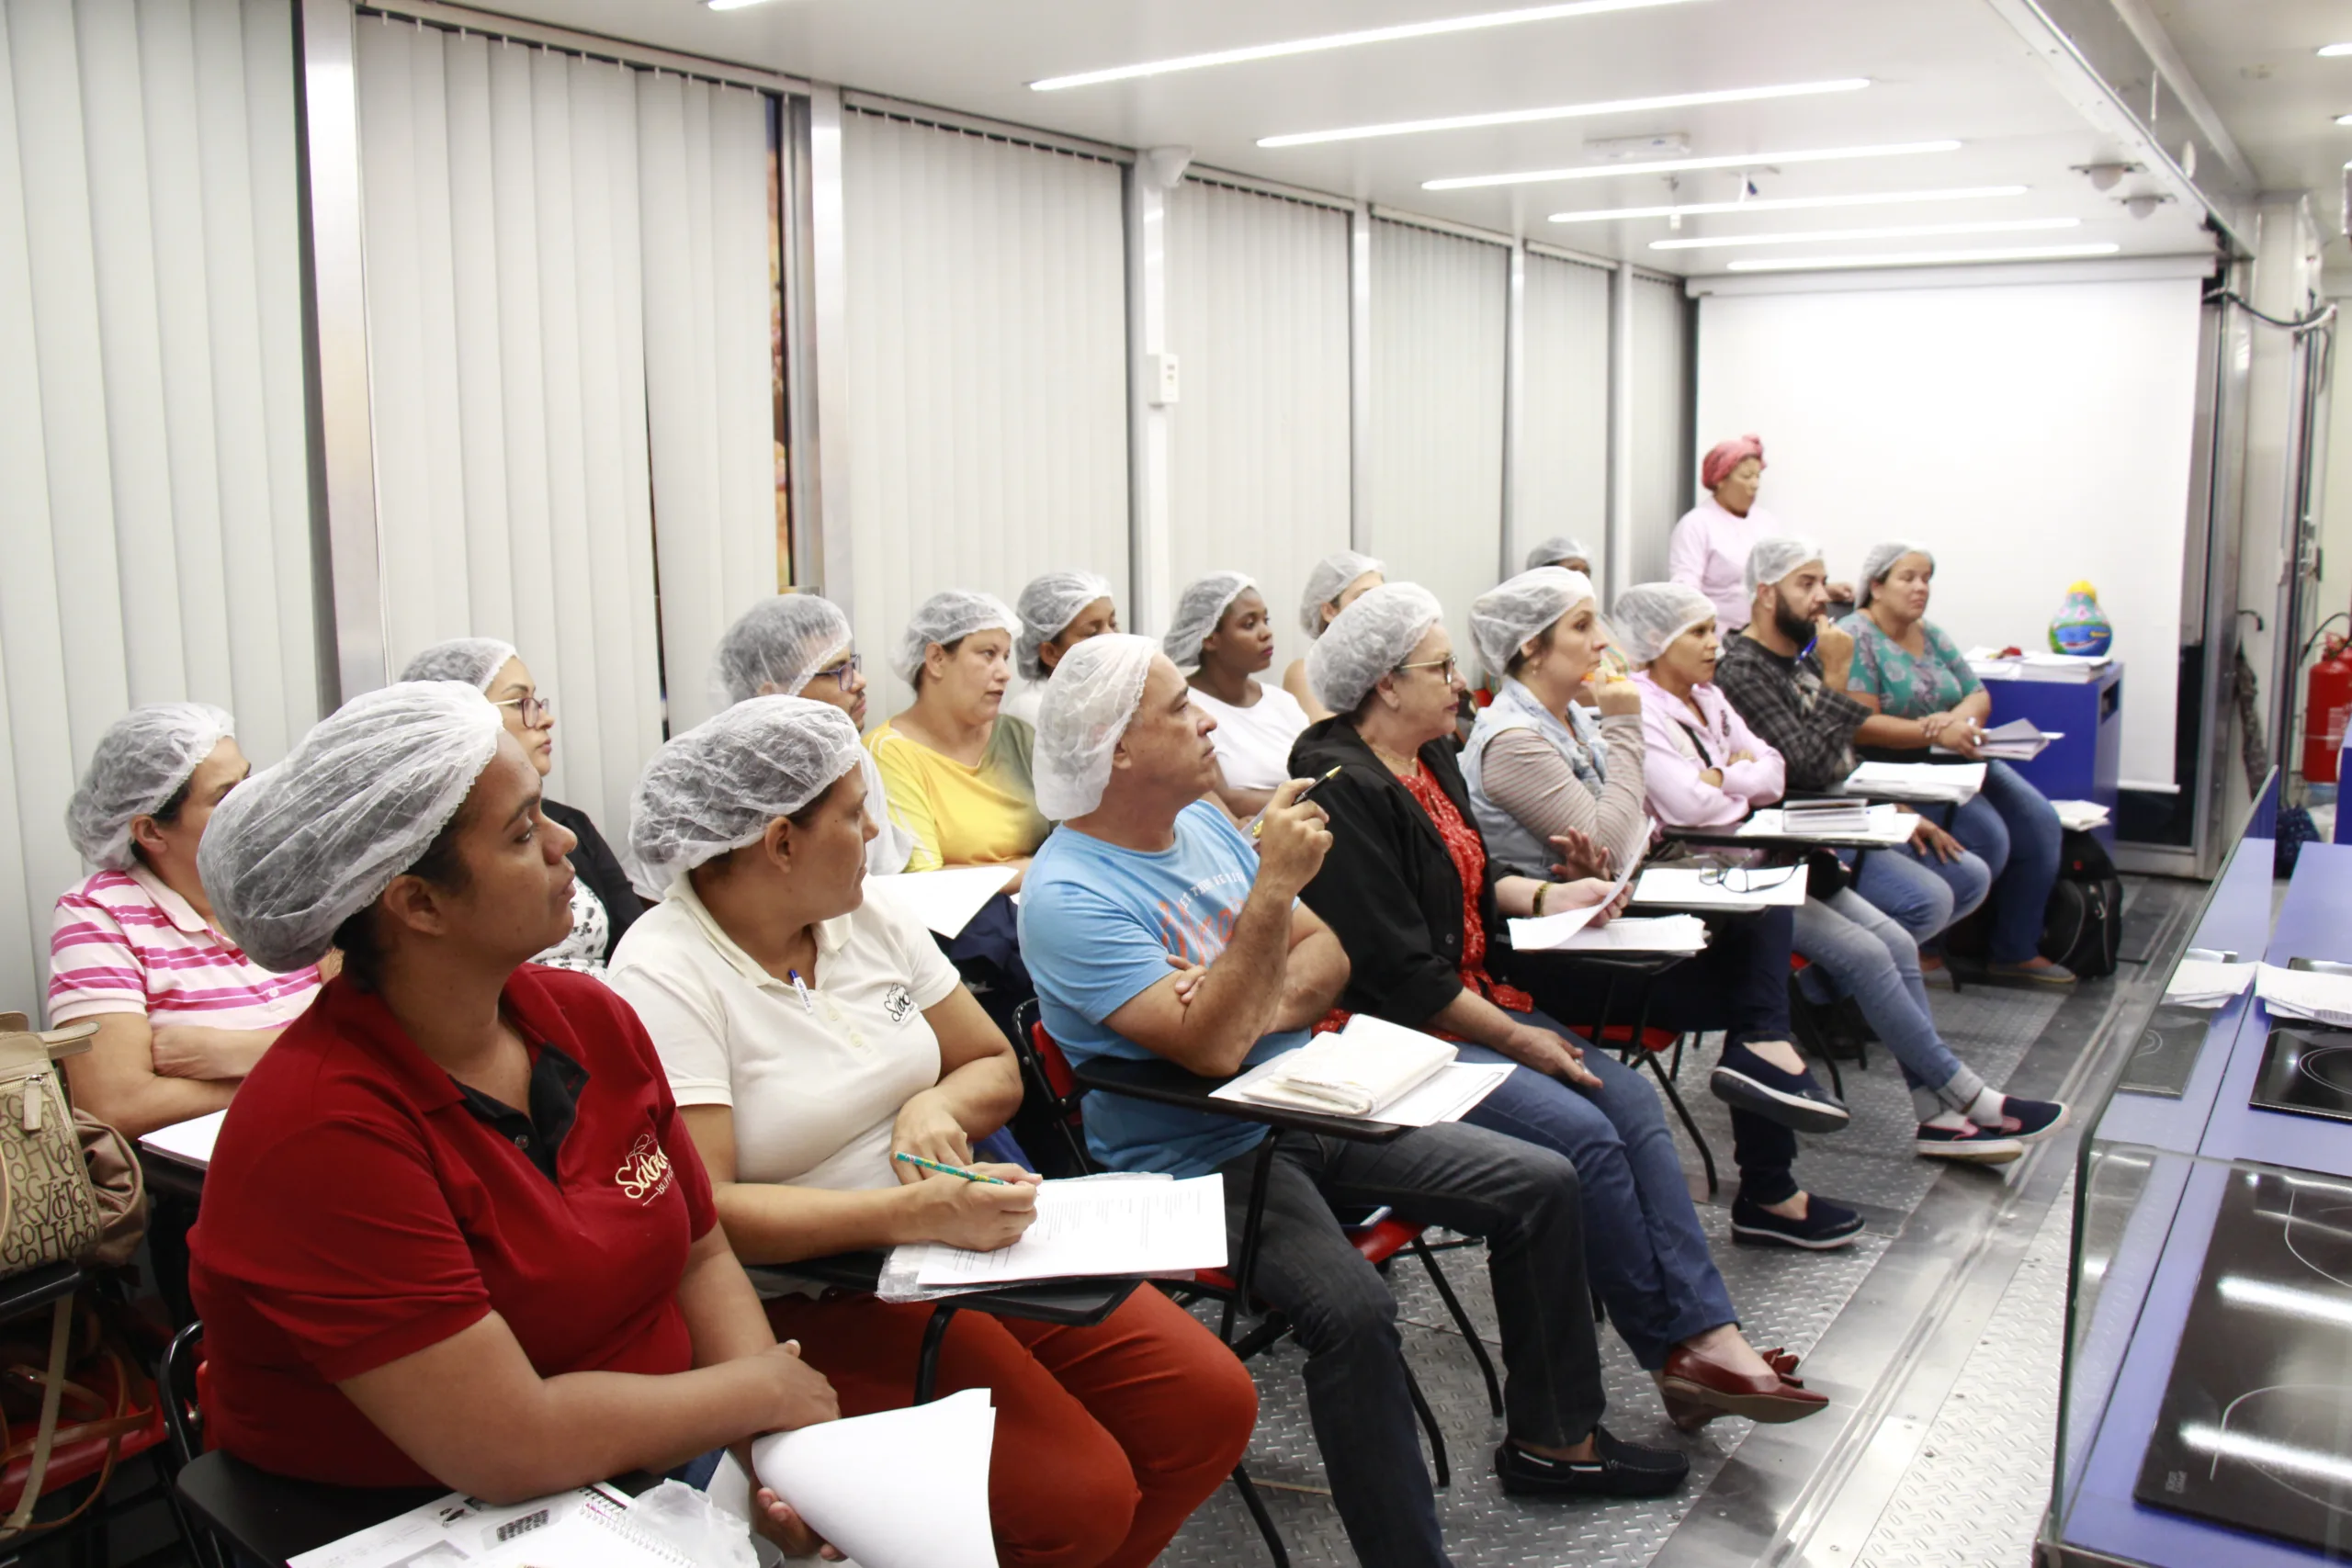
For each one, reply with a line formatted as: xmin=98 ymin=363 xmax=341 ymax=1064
xmin=1658 ymin=1346 xmax=1829 ymax=1431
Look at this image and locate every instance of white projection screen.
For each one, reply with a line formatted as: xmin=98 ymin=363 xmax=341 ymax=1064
xmin=1694 ymin=274 xmax=2203 ymax=787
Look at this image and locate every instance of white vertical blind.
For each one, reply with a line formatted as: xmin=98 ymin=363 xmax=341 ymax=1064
xmin=1367 ymin=218 xmax=1509 ymax=650
xmin=0 ymin=0 xmax=313 ymax=1008
xmin=1628 ymin=272 xmax=1690 ymax=585
xmin=355 ymin=17 xmax=776 ymax=839
xmin=1164 ymin=177 xmax=1351 ymax=677
xmin=1518 ymin=252 xmax=1611 ymax=582
xmin=840 ymin=109 xmax=1130 ymax=720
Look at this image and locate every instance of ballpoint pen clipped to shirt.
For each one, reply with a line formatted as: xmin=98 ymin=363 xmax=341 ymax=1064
xmin=893 ymin=1152 xmax=1011 ymax=1185
xmin=786 ymin=968 xmax=814 ymax=1013
xmin=1250 ymin=765 xmax=1344 ymax=840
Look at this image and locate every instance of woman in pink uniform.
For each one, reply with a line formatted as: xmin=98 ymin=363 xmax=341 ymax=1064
xmin=1668 ymin=436 xmax=1849 ymax=630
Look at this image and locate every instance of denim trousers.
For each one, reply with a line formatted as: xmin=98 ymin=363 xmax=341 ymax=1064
xmin=1947 ymin=761 xmax=2064 ymax=964
xmin=1459 ymin=1020 xmax=1740 ymax=1369
xmin=1792 ymin=889 xmax=1965 ymax=1099
xmin=1213 ymin=1121 xmax=1602 ymax=1568
xmin=1515 ymin=905 xmax=1803 ymax=1206
xmin=1848 ymin=838 xmax=1991 ymax=943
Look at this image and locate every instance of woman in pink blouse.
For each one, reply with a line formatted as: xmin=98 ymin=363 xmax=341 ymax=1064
xmin=1668 ymin=437 xmax=1849 ymax=629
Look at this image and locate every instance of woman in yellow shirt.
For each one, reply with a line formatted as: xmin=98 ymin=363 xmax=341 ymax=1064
xmin=867 ymin=591 xmax=1051 ymax=882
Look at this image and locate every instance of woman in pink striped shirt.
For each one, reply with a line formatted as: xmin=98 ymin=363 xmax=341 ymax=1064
xmin=50 ymin=705 xmax=323 ymax=1142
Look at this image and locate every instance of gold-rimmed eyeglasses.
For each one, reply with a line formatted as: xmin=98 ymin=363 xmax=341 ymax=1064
xmin=493 ymin=694 xmax=553 ymax=728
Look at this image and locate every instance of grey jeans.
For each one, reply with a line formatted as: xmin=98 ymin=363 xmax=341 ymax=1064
xmin=1215 ymin=1119 xmax=1604 ymax=1568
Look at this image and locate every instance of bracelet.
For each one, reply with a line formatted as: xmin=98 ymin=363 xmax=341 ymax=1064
xmin=1532 ymin=883 xmax=1550 ymax=918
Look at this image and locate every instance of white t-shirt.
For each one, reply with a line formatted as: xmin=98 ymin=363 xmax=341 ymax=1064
xmin=607 ymin=877 xmax=962 ymax=1191
xmin=1193 ymin=683 xmax=1313 ymax=792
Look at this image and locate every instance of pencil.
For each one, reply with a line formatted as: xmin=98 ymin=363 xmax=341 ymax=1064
xmin=894 ymin=1151 xmax=1010 ymax=1185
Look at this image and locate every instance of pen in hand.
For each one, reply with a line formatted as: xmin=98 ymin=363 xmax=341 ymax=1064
xmin=894 ymin=1151 xmax=1012 ymax=1185
xmin=1251 ymin=765 xmax=1344 ymax=840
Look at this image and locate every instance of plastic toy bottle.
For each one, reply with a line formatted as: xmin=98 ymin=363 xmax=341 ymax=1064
xmin=2049 ymin=581 xmax=2113 ymax=658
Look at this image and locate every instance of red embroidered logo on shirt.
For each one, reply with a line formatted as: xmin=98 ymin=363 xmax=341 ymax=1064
xmin=616 ymin=1133 xmax=673 ymax=1204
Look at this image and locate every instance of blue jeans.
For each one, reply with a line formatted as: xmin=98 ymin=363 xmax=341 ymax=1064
xmin=1948 ymin=761 xmax=2064 ymax=964
xmin=1849 ymin=839 xmax=1991 ymax=942
xmin=1460 ymin=1023 xmax=1739 ymax=1370
xmin=1792 ymin=890 xmax=1974 ymax=1106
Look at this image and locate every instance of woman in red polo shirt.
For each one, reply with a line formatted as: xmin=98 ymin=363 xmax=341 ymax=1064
xmin=188 ymin=681 xmax=836 ymax=1545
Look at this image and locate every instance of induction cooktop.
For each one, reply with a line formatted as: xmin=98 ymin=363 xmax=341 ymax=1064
xmin=2252 ymin=1027 xmax=2352 ymax=1124
xmin=2118 ymin=1006 xmax=2214 ymax=1100
xmin=2137 ymin=1168 xmax=2352 ymax=1557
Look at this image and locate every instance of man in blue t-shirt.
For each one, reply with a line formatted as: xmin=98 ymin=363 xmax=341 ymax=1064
xmin=1021 ymin=636 xmax=1688 ymax=1568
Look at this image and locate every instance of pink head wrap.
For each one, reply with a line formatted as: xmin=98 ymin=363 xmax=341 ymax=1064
xmin=1702 ymin=434 xmax=1765 ymax=492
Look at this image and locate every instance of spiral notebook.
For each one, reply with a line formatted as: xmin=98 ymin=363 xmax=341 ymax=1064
xmin=291 ymin=1484 xmax=694 ymax=1567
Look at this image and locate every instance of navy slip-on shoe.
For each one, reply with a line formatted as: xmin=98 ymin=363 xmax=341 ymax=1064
xmin=1915 ymin=1119 xmax=2024 ymax=1164
xmin=1730 ymin=1193 xmax=1865 ymax=1250
xmin=1710 ymin=1042 xmax=1850 ymax=1134
xmin=1971 ymin=1095 xmax=2070 ymax=1145
xmin=1496 ymin=1428 xmax=1690 ymax=1499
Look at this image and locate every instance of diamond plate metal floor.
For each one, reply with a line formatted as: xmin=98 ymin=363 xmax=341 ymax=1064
xmin=1155 ymin=874 xmax=2201 ymax=1568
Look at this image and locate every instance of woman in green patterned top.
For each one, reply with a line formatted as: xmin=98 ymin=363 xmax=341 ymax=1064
xmin=1838 ymin=545 xmax=2073 ymax=987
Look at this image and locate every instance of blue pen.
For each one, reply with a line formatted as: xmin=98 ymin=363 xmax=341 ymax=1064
xmin=1798 ymin=631 xmax=1818 ymax=664
xmin=787 ymin=968 xmax=814 ymax=1014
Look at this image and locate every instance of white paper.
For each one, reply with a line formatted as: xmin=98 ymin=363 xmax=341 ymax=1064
xmin=485 ymin=1492 xmax=702 ymax=1567
xmin=2052 ymin=799 xmax=2111 ymax=831
xmin=291 ymin=1486 xmax=626 ymax=1568
xmin=861 ymin=864 xmax=1019 ymax=938
xmin=1212 ymin=1054 xmax=1510 ymax=1127
xmin=915 ymin=1174 xmax=1227 ymax=1286
xmin=2256 ymin=964 xmax=2352 ymax=1029
xmin=1842 ymin=761 xmax=1986 ymax=805
xmin=1548 ymin=914 xmax=1711 ymax=954
xmin=1214 ymin=1014 xmax=1453 ymax=1116
xmin=138 ymin=1110 xmax=225 ymax=1170
xmin=1632 ymin=865 xmax=1808 ymax=910
xmin=2162 ymin=958 xmax=2256 ymax=1008
xmin=753 ymin=1391 xmax=998 ymax=1568
xmin=1736 ymin=802 xmax=1917 ymax=845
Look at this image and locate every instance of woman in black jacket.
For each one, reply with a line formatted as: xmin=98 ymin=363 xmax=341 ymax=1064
xmin=1289 ymin=585 xmax=1853 ymax=1430
xmin=398 ymin=639 xmax=643 ymax=972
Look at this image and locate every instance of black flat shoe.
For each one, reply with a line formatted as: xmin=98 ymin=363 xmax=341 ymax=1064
xmin=1730 ymin=1193 xmax=1865 ymax=1250
xmin=1495 ymin=1428 xmax=1690 ymax=1499
xmin=1710 ymin=1042 xmax=1850 ymax=1134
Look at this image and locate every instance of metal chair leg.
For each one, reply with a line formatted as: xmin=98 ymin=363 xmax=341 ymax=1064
xmin=1401 ymin=1359 xmax=1450 ymax=1489
xmin=1645 ymin=1050 xmax=1720 ymax=1196
xmin=914 ymin=1305 xmax=959 ymax=1404
xmin=1411 ymin=1235 xmax=1501 ymax=1418
xmin=1228 ymin=1464 xmax=1291 ymax=1567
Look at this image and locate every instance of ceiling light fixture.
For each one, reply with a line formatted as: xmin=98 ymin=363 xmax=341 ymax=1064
xmin=1723 ymin=242 xmax=2121 ymax=271
xmin=1425 ymin=139 xmax=1961 ymax=191
xmin=1029 ymin=0 xmax=1705 ymax=92
xmin=1550 ymin=184 xmax=2028 ymax=223
xmin=1651 ymin=216 xmax=2080 ymax=251
xmin=704 ymin=0 xmax=779 ymax=9
xmin=2338 ymin=112 xmax=2352 ymax=126
xmin=2322 ymin=42 xmax=2352 ymax=57
xmin=1257 ymin=77 xmax=1867 ymax=148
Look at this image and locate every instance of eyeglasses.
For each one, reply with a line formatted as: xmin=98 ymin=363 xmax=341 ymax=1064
xmin=1394 ymin=655 xmax=1460 ymax=682
xmin=492 ymin=694 xmax=554 ymax=728
xmin=812 ymin=654 xmax=864 ymax=685
xmin=1698 ymin=863 xmax=1802 ymax=894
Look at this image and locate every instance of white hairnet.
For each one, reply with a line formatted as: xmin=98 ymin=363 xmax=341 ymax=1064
xmin=1470 ymin=569 xmax=1596 ymax=678
xmin=628 ymin=695 xmax=865 ymax=887
xmin=1298 ymin=551 xmax=1385 ymax=639
xmin=1857 ymin=541 xmax=1934 ymax=607
xmin=397 ymin=637 xmax=519 ymax=693
xmin=894 ymin=591 xmax=1020 ymax=684
xmin=66 ymin=704 xmax=238 ymax=871
xmin=198 ymin=682 xmax=503 ymax=973
xmin=1034 ymin=634 xmax=1159 ymax=822
xmin=1612 ymin=583 xmax=1719 ymax=666
xmin=1742 ymin=536 xmax=1826 ymax=599
xmin=710 ymin=596 xmax=853 ymax=706
xmin=1308 ymin=582 xmax=1446 ymax=715
xmin=1162 ymin=572 xmax=1257 ymax=671
xmin=1014 ymin=570 xmax=1115 ymax=682
xmin=1524 ymin=536 xmax=1594 ymax=571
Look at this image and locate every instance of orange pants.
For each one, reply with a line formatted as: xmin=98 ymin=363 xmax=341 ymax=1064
xmin=767 ymin=1286 xmax=1255 ymax=1568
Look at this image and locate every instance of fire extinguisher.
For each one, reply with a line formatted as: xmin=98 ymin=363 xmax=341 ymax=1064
xmin=2304 ymin=634 xmax=2352 ymax=784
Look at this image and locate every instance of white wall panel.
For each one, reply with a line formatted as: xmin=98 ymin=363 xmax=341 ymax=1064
xmin=1367 ymin=218 xmax=1508 ymax=654
xmin=355 ymin=19 xmax=775 ymax=840
xmin=1628 ymin=272 xmax=1690 ymax=585
xmin=840 ymin=110 xmax=1129 ymax=720
xmin=1165 ymin=177 xmax=1351 ymax=676
xmin=0 ymin=0 xmax=313 ymax=1008
xmin=1695 ymin=276 xmax=2202 ymax=784
xmin=1517 ymin=251 xmax=1611 ymax=582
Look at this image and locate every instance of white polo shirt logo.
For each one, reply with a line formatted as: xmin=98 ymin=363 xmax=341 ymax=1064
xmin=884 ymin=983 xmax=916 ymax=1024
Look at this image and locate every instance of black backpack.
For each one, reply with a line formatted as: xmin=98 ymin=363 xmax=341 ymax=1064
xmin=2040 ymin=829 xmax=2122 ymax=978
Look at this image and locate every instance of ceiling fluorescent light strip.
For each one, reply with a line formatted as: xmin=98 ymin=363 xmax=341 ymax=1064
xmin=1724 ymin=242 xmax=2120 ymax=272
xmin=1549 ymin=184 xmax=2027 ymax=223
xmin=705 ymin=0 xmax=775 ymax=9
xmin=2321 ymin=42 xmax=2352 ymax=57
xmin=1652 ymin=216 xmax=2079 ymax=251
xmin=1030 ymin=0 xmax=1703 ymax=92
xmin=1426 ymin=139 xmax=1962 ymax=191
xmin=1258 ymin=77 xmax=1866 ymax=148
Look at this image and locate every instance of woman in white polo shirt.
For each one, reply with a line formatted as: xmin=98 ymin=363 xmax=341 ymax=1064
xmin=607 ymin=696 xmax=1254 ymax=1568
xmin=51 ymin=704 xmax=324 ymax=1140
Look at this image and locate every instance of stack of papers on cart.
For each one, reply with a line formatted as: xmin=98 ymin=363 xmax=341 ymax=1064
xmin=2256 ymin=964 xmax=2352 ymax=1028
xmin=2161 ymin=959 xmax=2256 ymax=1009
xmin=1736 ymin=802 xmax=1914 ymax=845
xmin=1842 ymin=761 xmax=1985 ymax=805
